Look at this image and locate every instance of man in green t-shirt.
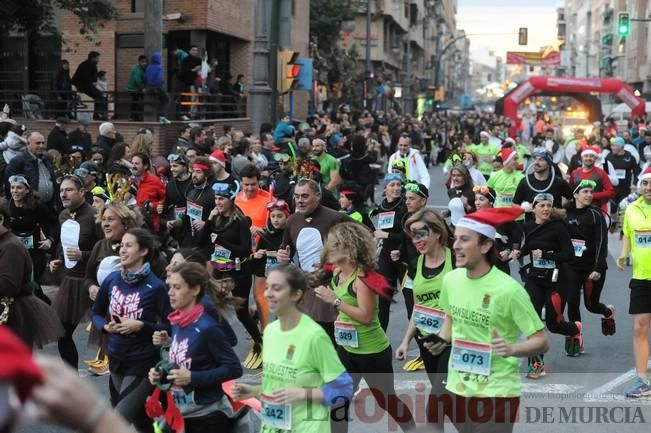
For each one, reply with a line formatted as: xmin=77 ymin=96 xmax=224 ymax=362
xmin=426 ymin=207 xmax=549 ymax=432
xmin=466 ymin=132 xmax=500 ymax=179
xmin=619 ymin=167 xmax=651 ymax=398
xmin=487 ymin=148 xmax=524 ymax=209
xmin=312 ymin=138 xmax=341 ymax=191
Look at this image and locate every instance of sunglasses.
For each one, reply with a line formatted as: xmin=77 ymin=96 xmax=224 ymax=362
xmin=62 ymin=173 xmax=86 ymax=188
xmin=8 ymin=175 xmax=30 ymax=187
xmin=404 ymin=182 xmax=420 ymax=193
xmin=274 ymin=153 xmax=291 ymax=162
xmin=167 ymin=153 xmax=186 ymax=163
xmin=534 ymin=193 xmax=554 ymax=203
xmin=266 ymin=199 xmax=289 ymax=210
xmin=74 ymin=167 xmax=94 ymax=178
xmin=384 ymin=173 xmax=403 ymax=183
xmin=212 ymin=182 xmax=233 ymax=196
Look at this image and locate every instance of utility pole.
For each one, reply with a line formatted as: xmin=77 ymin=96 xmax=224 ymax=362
xmin=365 ymin=0 xmax=372 ymax=109
xmin=250 ymin=0 xmax=275 ymax=134
xmin=144 ymin=0 xmax=162 ymax=121
xmin=404 ymin=5 xmax=412 ymax=115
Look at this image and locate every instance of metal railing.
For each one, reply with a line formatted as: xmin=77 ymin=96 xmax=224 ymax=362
xmin=0 ymin=89 xmax=247 ymax=122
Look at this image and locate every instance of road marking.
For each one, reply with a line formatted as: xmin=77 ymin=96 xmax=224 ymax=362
xmin=583 ymin=360 xmax=651 ymax=402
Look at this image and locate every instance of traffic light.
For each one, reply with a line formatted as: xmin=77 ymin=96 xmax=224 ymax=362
xmin=618 ymin=12 xmax=630 ymax=36
xmin=518 ymin=27 xmax=528 ymax=46
xmin=278 ymin=49 xmax=300 ymax=94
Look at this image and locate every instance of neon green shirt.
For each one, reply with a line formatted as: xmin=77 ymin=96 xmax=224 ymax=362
xmin=333 ymin=271 xmax=390 ymax=355
xmin=261 ymin=314 xmax=345 ymax=433
xmin=487 ymin=169 xmax=524 ymax=208
xmin=313 ymin=153 xmax=339 ymax=186
xmin=439 ymin=267 xmax=544 ymax=398
xmin=412 ymin=248 xmax=453 ymax=309
xmin=467 ymin=143 xmax=500 ymax=176
xmin=623 ymin=197 xmax=651 ymax=280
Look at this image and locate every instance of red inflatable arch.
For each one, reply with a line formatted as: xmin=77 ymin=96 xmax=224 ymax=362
xmin=502 ymin=76 xmax=645 ymax=121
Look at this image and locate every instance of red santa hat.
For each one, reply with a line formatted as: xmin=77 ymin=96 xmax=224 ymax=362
xmin=503 ymin=137 xmax=516 ymax=147
xmin=0 ymin=327 xmax=43 ymax=402
xmin=638 ymin=166 xmax=651 ymax=188
xmin=499 ymin=147 xmax=517 ymax=165
xmin=209 ymin=150 xmax=226 ymax=167
xmin=456 ymin=207 xmax=524 ymax=239
xmin=581 ymin=145 xmax=601 ymax=158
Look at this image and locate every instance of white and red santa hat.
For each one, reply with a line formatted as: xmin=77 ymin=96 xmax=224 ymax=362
xmin=455 ymin=207 xmax=524 ymax=239
xmin=581 ymin=145 xmax=601 ymax=158
xmin=499 ymin=147 xmax=517 ymax=165
xmin=503 ymin=137 xmax=516 ymax=147
xmin=638 ymin=166 xmax=651 ymax=188
xmin=480 ymin=131 xmax=490 ymax=139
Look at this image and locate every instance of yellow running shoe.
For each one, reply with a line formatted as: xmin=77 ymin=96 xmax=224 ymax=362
xmin=88 ymin=355 xmax=110 ymax=376
xmin=244 ymin=343 xmax=263 ymax=369
xmin=84 ymin=348 xmax=102 ymax=366
xmin=403 ymin=356 xmax=425 ymax=371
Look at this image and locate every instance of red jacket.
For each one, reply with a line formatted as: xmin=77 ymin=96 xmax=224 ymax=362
xmin=569 ymin=166 xmax=615 ymax=214
xmin=134 ymin=171 xmax=166 ymax=231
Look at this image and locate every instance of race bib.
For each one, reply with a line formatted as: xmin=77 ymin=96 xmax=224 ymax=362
xmin=634 ymin=231 xmax=651 ymax=249
xmin=334 ymin=321 xmax=359 ymax=348
xmin=532 ymin=258 xmax=555 ymax=269
xmin=412 ymin=305 xmax=445 ymax=335
xmin=260 ymin=394 xmax=292 ymax=431
xmin=186 ymin=201 xmax=203 ymax=221
xmin=571 ymin=239 xmax=586 ymax=257
xmin=615 ymin=169 xmax=627 ymax=180
xmin=18 ymin=234 xmax=34 ymax=250
xmin=451 ymin=339 xmax=492 ymax=377
xmin=377 ymin=211 xmax=396 ymax=229
xmin=211 ymin=245 xmax=231 ymax=261
xmin=172 ymin=388 xmax=195 ymax=411
xmin=174 ymin=206 xmax=186 ymax=219
xmin=497 ymin=194 xmax=513 ymax=207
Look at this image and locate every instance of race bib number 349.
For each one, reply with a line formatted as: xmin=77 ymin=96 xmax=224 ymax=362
xmin=451 ymin=339 xmax=492 ymax=377
xmin=260 ymin=394 xmax=291 ymax=431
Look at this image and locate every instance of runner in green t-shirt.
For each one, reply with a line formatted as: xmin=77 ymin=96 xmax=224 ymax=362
xmin=231 ymin=264 xmax=353 ymax=433
xmin=395 ymin=209 xmax=454 ymax=430
xmin=314 ymin=222 xmax=416 ymax=433
xmin=312 ymin=138 xmax=341 ymax=191
xmin=425 ymin=207 xmax=549 ymax=432
xmin=487 ymin=148 xmax=524 ymax=209
xmin=619 ymin=168 xmax=651 ymax=398
xmin=466 ymin=133 xmax=500 ymax=178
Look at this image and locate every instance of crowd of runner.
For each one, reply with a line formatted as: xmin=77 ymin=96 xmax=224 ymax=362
xmin=1 ymin=106 xmax=651 ymax=433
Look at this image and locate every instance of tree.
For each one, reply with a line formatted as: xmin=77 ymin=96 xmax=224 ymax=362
xmin=310 ymin=0 xmax=363 ymax=108
xmin=0 ymin=0 xmax=118 ymax=39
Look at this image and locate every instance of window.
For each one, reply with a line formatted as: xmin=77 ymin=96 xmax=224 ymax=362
xmin=118 ymin=34 xmax=144 ymax=48
xmin=131 ymin=0 xmax=144 ymax=13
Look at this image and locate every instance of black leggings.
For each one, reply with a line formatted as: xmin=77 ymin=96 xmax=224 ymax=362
xmin=232 ymin=274 xmax=262 ymax=345
xmin=377 ymin=254 xmax=402 ymax=331
xmin=416 ymin=340 xmax=451 ymax=430
xmin=332 ymin=345 xmax=416 ymax=433
xmin=566 ymin=268 xmax=610 ymax=322
xmin=109 ymin=371 xmax=154 ymax=433
xmin=58 ymin=322 xmax=80 ymax=369
xmin=185 ymin=412 xmax=235 ymax=433
xmin=525 ymin=277 xmax=578 ymax=336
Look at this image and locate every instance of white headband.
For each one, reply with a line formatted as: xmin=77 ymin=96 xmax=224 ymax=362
xmin=455 ymin=217 xmax=496 ymax=239
xmin=581 ymin=149 xmax=598 ymax=157
xmin=638 ymin=171 xmax=651 ymax=188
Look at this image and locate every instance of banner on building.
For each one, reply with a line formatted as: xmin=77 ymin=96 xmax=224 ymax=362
xmin=506 ymin=50 xmax=560 ymax=65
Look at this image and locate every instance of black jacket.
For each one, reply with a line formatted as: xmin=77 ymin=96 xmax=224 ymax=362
xmin=94 ymin=135 xmax=115 ymax=155
xmin=5 ymin=151 xmax=58 ymax=208
xmin=68 ymin=129 xmax=92 ymax=153
xmin=47 ymin=126 xmax=68 ymax=154
xmin=72 ymin=59 xmax=98 ymax=94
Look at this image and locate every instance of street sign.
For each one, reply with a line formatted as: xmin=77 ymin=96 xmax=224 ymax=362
xmin=295 ymin=58 xmax=313 ymax=91
xmin=518 ymin=27 xmax=528 ymax=45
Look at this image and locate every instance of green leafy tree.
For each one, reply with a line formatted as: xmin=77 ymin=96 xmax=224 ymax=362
xmin=310 ymin=0 xmax=362 ymax=107
xmin=0 ymin=0 xmax=118 ymax=39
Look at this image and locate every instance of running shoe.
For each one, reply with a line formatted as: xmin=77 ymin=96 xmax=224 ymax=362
xmin=244 ymin=343 xmax=263 ymax=369
xmin=84 ymin=347 xmax=102 ymax=366
xmin=526 ymin=355 xmax=545 ymax=379
xmin=403 ymin=356 xmax=425 ymax=371
xmin=566 ymin=322 xmax=583 ymax=357
xmin=87 ymin=355 xmax=110 ymax=376
xmin=624 ymin=377 xmax=651 ymax=398
xmin=601 ymin=305 xmax=616 ymax=336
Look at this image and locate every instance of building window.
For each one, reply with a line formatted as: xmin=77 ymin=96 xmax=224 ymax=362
xmin=118 ymin=34 xmax=144 ymax=48
xmin=132 ymin=0 xmax=144 ymax=13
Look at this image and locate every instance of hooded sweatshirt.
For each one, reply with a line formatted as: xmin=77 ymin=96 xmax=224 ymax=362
xmin=145 ymin=52 xmax=165 ymax=90
xmin=1 ymin=131 xmax=27 ymax=164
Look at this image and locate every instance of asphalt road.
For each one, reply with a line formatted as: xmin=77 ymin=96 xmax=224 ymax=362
xmin=18 ymin=164 xmax=651 ymax=433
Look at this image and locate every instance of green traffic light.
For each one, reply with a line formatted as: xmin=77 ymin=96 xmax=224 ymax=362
xmin=618 ymin=13 xmax=630 ymax=36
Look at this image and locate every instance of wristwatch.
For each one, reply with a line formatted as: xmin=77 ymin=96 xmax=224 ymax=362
xmin=333 ymin=298 xmax=342 ymax=310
